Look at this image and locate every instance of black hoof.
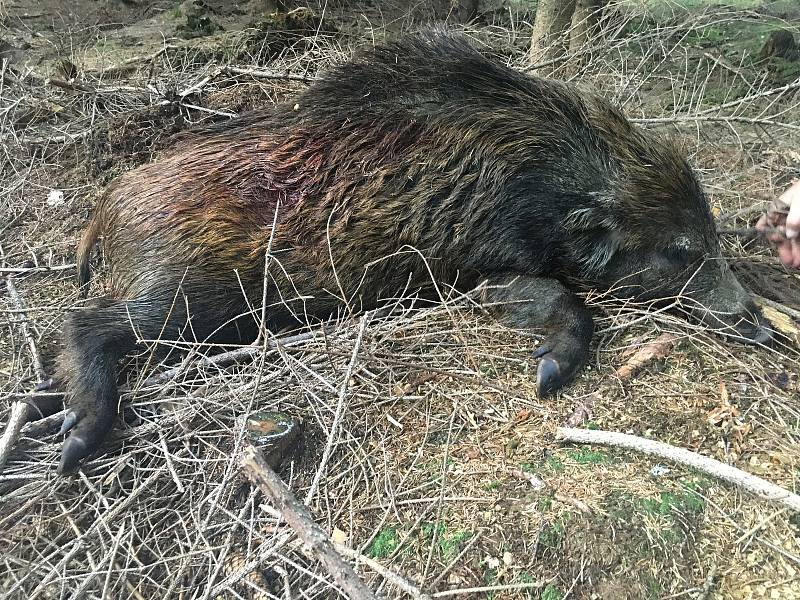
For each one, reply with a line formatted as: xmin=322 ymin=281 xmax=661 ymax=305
xmin=536 ymin=356 xmax=563 ymax=397
xmin=532 ymin=330 xmax=590 ymax=397
xmin=58 ymin=435 xmax=90 ymax=475
xmin=59 ymin=411 xmax=79 ymax=436
xmin=34 ymin=378 xmax=55 ymax=392
xmin=57 ymin=410 xmax=115 ymax=475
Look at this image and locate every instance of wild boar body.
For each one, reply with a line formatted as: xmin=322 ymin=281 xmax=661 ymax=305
xmin=53 ymin=29 xmax=771 ymax=473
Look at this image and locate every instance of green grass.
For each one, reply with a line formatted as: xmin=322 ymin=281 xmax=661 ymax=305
xmin=565 ymin=448 xmax=613 ymax=465
xmin=603 ymin=481 xmax=708 ymax=559
xmin=422 ymin=522 xmax=472 ymax=558
xmin=541 ymin=456 xmax=565 ymax=473
xmin=626 ymin=0 xmax=796 ymax=15
xmin=639 ymin=484 xmax=706 ymax=517
xmin=644 ymin=574 xmax=664 ymax=600
xmin=518 ymin=571 xmax=536 ymax=584
xmin=541 ymin=584 xmax=564 ymax=600
xmin=538 ymin=516 xmax=569 ymax=550
xmin=366 ymin=527 xmax=399 ymax=559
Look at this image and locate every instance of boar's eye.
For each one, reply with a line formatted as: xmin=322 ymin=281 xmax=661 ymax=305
xmin=663 ymin=242 xmax=703 ymax=268
xmin=663 ymin=246 xmax=690 ymax=264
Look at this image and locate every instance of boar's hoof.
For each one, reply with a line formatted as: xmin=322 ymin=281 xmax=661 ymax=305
xmin=532 ymin=331 xmax=590 ymax=397
xmin=57 ymin=408 xmax=115 ymax=474
xmin=733 ymin=318 xmax=773 ymax=346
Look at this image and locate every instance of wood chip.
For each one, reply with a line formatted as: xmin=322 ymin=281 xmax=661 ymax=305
xmin=615 ymin=333 xmax=679 ymax=381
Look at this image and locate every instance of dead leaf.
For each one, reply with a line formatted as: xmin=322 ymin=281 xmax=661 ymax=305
xmin=509 ymin=468 xmax=546 ymax=490
xmin=719 ymin=381 xmax=729 ymax=405
xmin=707 ymin=404 xmax=739 ymax=426
xmin=393 ymin=371 xmax=438 ymax=396
xmin=563 ymin=393 xmax=597 ymax=427
xmin=464 ymin=447 xmax=482 ymax=460
xmin=514 ymin=408 xmax=533 ymax=423
xmin=615 ymin=333 xmax=678 ymax=381
xmin=331 ymin=528 xmax=348 ymax=545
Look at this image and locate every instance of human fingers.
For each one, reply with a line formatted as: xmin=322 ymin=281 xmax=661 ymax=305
xmin=777 ymin=241 xmax=794 ymax=267
xmin=785 ymin=194 xmax=800 ymax=239
xmin=791 ymin=237 xmax=800 ymax=269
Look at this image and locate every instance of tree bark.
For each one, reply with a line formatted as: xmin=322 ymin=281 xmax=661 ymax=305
xmin=570 ymin=0 xmax=606 ymax=53
xmin=529 ymin=0 xmax=577 ymax=73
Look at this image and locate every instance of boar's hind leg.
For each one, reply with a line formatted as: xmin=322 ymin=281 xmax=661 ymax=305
xmin=481 ymin=275 xmax=593 ymax=397
xmin=57 ymin=290 xmax=249 ymax=474
xmin=57 ymin=299 xmax=141 ymax=474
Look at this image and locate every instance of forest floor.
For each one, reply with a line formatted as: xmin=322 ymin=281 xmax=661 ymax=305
xmin=2 ymin=0 xmax=800 ymax=599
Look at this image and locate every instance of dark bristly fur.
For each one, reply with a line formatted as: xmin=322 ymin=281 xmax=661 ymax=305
xmin=50 ymin=27 xmax=773 ymax=473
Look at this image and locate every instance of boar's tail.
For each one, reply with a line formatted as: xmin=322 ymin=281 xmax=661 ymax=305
xmin=76 ymin=214 xmax=101 ymax=298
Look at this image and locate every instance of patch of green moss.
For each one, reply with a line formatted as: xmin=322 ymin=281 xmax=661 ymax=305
xmin=542 ymin=456 xmax=565 ymax=473
xmin=421 ymin=521 xmax=472 ymax=558
xmin=538 ymin=516 xmax=568 ymax=550
xmin=565 ymin=447 xmax=613 ymax=465
xmin=541 ymin=584 xmax=564 ymax=600
xmin=639 ymin=487 xmax=705 ymax=518
xmin=366 ymin=527 xmax=399 ymax=559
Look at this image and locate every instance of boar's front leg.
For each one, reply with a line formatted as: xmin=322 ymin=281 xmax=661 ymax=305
xmin=481 ymin=275 xmax=593 ymax=396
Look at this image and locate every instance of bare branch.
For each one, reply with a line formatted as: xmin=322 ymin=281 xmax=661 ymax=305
xmin=239 ymin=444 xmax=379 ymax=600
xmin=556 ymin=427 xmax=800 ymax=512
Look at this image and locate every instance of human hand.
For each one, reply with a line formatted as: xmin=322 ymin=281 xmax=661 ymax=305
xmin=756 ymin=179 xmax=800 ymax=269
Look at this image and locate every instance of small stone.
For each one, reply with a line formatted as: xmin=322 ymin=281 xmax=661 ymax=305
xmin=47 ymin=190 xmax=65 ymax=207
xmin=649 ymin=465 xmax=670 ymax=477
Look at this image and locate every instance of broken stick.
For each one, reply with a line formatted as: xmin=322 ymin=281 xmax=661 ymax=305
xmin=556 ymin=427 xmax=800 ymax=512
xmin=239 ymin=443 xmax=379 ymax=600
xmin=1 ymin=275 xmax=49 ymax=474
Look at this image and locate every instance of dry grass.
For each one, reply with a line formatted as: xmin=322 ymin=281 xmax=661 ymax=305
xmin=2 ymin=1 xmax=800 ymax=598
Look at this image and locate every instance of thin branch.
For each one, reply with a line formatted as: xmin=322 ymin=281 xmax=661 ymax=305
xmin=138 ymin=330 xmax=317 ymax=388
xmin=334 ymin=544 xmax=431 ymax=600
xmin=556 ymin=427 xmax=800 ymax=512
xmin=717 ymin=226 xmax=781 ymax=239
xmin=0 ymin=402 xmax=28 ymax=475
xmin=0 ymin=264 xmax=76 ymax=274
xmin=633 ymin=114 xmax=800 ymax=132
xmin=239 ymin=444 xmax=379 ymax=600
xmin=432 ymin=581 xmax=549 ymax=597
xmin=5 ymin=275 xmax=46 ymax=381
xmin=304 ymin=312 xmax=371 ymax=505
xmin=755 ymin=295 xmax=800 ymax=322
xmin=223 ymin=66 xmax=317 ymax=83
xmin=694 ymin=77 xmax=800 ymax=116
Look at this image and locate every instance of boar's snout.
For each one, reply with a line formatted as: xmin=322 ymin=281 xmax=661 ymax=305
xmin=687 ymin=261 xmax=774 ymax=345
xmin=691 ymin=302 xmax=773 ymax=345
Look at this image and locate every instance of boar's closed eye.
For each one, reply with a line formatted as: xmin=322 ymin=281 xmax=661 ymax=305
xmin=663 ymin=245 xmax=699 ymax=266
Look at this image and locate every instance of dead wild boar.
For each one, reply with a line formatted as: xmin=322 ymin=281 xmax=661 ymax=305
xmin=48 ymin=28 xmax=773 ymax=473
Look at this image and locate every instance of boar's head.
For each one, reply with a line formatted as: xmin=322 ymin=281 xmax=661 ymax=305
xmin=561 ymin=115 xmax=773 ymax=346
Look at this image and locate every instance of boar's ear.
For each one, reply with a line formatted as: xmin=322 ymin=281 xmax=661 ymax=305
xmin=564 ymin=207 xmax=626 ymax=279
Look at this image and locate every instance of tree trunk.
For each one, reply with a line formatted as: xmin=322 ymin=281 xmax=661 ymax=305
xmin=570 ymin=0 xmax=606 ymax=53
xmin=529 ymin=0 xmax=576 ymax=73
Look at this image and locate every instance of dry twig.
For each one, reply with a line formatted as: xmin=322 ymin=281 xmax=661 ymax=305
xmin=240 ymin=444 xmax=379 ymax=600
xmin=556 ymin=427 xmax=800 ymax=512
